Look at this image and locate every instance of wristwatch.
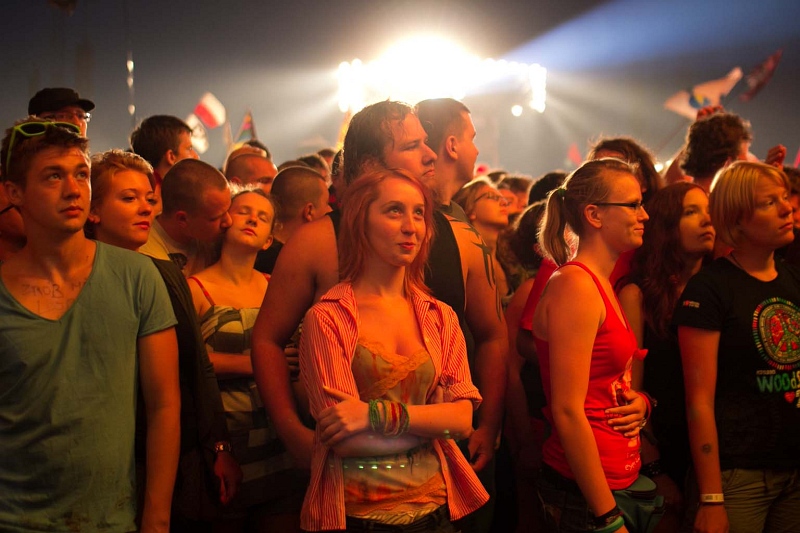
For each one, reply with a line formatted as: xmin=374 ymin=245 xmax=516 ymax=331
xmin=213 ymin=441 xmax=232 ymax=454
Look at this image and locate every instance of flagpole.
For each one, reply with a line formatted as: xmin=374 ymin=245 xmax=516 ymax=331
xmin=249 ymin=109 xmax=258 ymax=140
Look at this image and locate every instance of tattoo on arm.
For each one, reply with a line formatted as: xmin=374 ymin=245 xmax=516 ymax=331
xmin=457 ymin=221 xmax=503 ymax=320
xmin=701 ymin=444 xmax=712 ymax=454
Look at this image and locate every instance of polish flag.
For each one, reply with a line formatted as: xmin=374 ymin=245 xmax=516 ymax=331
xmin=193 ymin=92 xmax=226 ymax=129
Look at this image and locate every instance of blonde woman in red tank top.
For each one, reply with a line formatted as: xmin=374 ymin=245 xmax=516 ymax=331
xmin=532 ymin=159 xmax=651 ymax=533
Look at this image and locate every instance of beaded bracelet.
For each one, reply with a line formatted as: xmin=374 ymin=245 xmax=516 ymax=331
xmin=368 ymin=399 xmax=384 ymax=432
xmin=368 ymin=399 xmax=410 ymax=437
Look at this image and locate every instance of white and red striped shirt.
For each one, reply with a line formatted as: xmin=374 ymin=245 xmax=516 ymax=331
xmin=299 ymin=282 xmax=488 ymax=531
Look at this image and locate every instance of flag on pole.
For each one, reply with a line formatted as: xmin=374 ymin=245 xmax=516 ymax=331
xmin=739 ymin=49 xmax=783 ymax=102
xmin=193 ymin=92 xmax=226 ymax=129
xmin=185 ymin=113 xmax=209 ymax=154
xmin=222 ymin=120 xmax=233 ymax=149
xmin=234 ymin=111 xmax=257 ymax=144
xmin=664 ymin=67 xmax=743 ymax=120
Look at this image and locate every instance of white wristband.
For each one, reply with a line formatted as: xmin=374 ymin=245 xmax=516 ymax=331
xmin=699 ymin=493 xmax=724 ymax=503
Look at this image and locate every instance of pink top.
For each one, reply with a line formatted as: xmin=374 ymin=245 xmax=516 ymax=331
xmin=533 ymin=262 xmax=644 ymax=490
xmin=299 ymin=283 xmax=488 ymax=531
xmin=522 ymin=250 xmax=634 ymax=334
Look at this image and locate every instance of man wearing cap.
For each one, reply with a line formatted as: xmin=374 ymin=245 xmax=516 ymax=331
xmin=28 ymin=87 xmax=94 ymax=136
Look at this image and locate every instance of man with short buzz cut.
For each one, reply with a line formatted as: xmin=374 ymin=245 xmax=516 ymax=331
xmin=417 ymin=97 xmax=507 ymax=533
xmin=140 ymin=158 xmax=232 ymax=277
xmin=224 ymin=151 xmax=278 ymax=194
xmin=0 ymin=118 xmax=180 ymax=531
xmin=416 ymin=97 xmax=479 ymax=223
xmin=28 ymin=87 xmax=94 ymax=136
xmin=130 ymin=115 xmax=199 ymax=212
xmin=254 ymin=165 xmax=331 ymax=274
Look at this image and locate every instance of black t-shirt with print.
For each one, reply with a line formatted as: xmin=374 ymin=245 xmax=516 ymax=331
xmin=673 ymin=257 xmax=800 ymax=470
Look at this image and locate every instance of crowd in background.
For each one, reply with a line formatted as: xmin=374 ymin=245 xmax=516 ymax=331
xmin=0 ymin=87 xmax=798 ymax=533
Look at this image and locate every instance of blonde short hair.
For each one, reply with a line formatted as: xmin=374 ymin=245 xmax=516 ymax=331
xmin=709 ymin=161 xmax=790 ymax=248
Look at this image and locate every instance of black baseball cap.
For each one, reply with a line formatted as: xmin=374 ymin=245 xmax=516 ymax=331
xmin=28 ymin=87 xmax=95 ymax=116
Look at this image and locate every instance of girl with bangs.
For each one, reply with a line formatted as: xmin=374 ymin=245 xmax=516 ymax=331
xmin=299 ymin=168 xmax=488 ymax=532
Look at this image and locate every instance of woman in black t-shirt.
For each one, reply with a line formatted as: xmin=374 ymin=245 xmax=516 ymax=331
xmin=674 ymin=161 xmax=800 ymax=533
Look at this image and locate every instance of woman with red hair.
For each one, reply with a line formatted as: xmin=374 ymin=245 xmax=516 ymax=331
xmin=618 ymin=182 xmax=715 ymax=529
xmin=299 ymin=168 xmax=488 ymax=532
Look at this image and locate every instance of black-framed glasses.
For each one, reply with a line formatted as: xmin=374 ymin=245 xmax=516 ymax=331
xmin=40 ymin=111 xmax=91 ymax=124
xmin=594 ymin=201 xmax=645 ymax=212
xmin=4 ymin=121 xmax=82 ymax=177
xmin=0 ymin=204 xmax=18 ymax=216
xmin=476 ymin=192 xmax=511 ymax=207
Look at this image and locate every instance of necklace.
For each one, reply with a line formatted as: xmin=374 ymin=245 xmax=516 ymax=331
xmin=729 ymin=252 xmax=746 ymax=271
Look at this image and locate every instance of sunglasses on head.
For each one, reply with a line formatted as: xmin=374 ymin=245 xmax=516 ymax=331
xmin=4 ymin=121 xmax=82 ymax=178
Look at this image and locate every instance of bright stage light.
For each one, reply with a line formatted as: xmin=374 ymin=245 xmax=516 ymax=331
xmin=337 ymin=35 xmax=546 ymax=113
xmin=511 ymin=105 xmax=523 ymax=117
xmin=528 ymin=64 xmax=547 ymax=113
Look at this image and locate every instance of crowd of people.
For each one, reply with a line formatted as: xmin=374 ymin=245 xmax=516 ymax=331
xmin=0 ymin=86 xmax=798 ymax=533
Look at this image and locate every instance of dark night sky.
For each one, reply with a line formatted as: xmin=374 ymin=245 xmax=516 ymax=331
xmin=2 ymin=0 xmax=798 ymax=176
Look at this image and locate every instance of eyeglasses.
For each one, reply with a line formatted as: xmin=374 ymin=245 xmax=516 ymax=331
xmin=594 ymin=201 xmax=646 ymax=212
xmin=0 ymin=204 xmax=18 ymax=216
xmin=4 ymin=121 xmax=82 ymax=178
xmin=40 ymin=111 xmax=91 ymax=123
xmin=476 ymin=192 xmax=511 ymax=207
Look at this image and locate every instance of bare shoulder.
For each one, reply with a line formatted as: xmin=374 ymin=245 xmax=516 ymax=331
xmin=267 ymin=215 xmax=339 ymax=314
xmin=283 ymin=216 xmax=336 ymax=260
xmin=274 ymin=217 xmax=336 ymax=280
xmin=542 ymin=265 xmax=602 ymax=305
xmin=448 ymin=217 xmax=484 ymax=249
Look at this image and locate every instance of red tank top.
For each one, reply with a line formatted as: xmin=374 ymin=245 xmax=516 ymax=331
xmin=534 ymin=262 xmax=643 ymax=490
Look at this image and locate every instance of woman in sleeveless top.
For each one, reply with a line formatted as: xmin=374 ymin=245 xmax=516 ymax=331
xmin=532 ymin=159 xmax=650 ymax=532
xmin=189 ymin=189 xmax=302 ymax=532
xmin=299 ymin=168 xmax=488 ymax=532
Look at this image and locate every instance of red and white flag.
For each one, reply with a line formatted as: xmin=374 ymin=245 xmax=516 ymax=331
xmin=185 ymin=113 xmax=209 ymax=154
xmin=664 ymin=68 xmax=742 ymax=120
xmin=193 ymin=92 xmax=226 ymax=129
